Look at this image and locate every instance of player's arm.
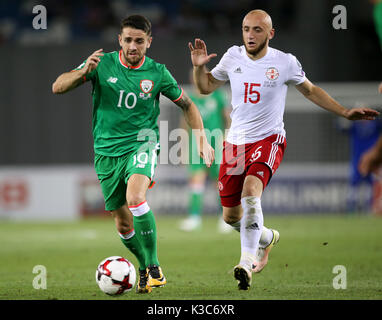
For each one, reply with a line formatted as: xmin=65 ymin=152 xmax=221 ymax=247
xmin=359 ymin=85 xmax=382 ymax=175
xmin=192 ymin=66 xmax=225 ymax=95
xmin=52 ymin=69 xmax=87 ymax=94
xmin=174 ymin=92 xmax=215 ymax=167
xmin=188 ymin=39 xmax=225 ymax=94
xmin=296 ymin=78 xmax=380 ymax=120
xmin=52 ymin=49 xmax=104 ymax=94
xmin=178 ymin=114 xmax=189 ymax=165
xmin=222 ymin=102 xmax=232 ymax=130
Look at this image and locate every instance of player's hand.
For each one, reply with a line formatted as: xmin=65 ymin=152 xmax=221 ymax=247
xmin=344 ymin=107 xmax=380 ymax=121
xmin=198 ymin=137 xmax=215 ymax=168
xmin=81 ymin=49 xmax=104 ymax=75
xmin=188 ymin=39 xmax=217 ymax=67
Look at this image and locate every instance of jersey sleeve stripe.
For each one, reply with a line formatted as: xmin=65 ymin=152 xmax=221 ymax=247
xmin=172 ymin=88 xmax=184 ymax=102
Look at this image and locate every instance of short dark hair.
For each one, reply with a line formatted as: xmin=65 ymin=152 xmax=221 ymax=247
xmin=120 ymin=15 xmax=152 ymax=36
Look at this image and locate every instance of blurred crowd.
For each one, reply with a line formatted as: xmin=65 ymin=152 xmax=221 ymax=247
xmin=0 ymin=0 xmax=297 ymax=45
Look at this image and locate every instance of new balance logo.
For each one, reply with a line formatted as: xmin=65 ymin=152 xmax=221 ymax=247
xmin=107 ymin=76 xmax=118 ymax=83
xmin=234 ymin=67 xmax=242 ymax=73
xmin=246 ymin=222 xmax=259 ymax=230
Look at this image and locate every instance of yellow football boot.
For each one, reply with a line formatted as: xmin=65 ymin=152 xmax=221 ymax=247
xmin=147 ymin=265 xmax=167 ymax=288
xmin=136 ymin=269 xmax=152 ymax=293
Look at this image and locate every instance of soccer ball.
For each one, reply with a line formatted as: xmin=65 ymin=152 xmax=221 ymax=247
xmin=95 ymin=256 xmax=136 ymax=295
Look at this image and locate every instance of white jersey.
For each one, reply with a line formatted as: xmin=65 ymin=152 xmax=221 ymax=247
xmin=211 ymin=45 xmax=306 ymax=145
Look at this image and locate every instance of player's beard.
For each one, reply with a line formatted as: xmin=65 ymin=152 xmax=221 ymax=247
xmin=122 ymin=50 xmax=144 ymax=67
xmin=244 ymin=36 xmax=268 ymax=57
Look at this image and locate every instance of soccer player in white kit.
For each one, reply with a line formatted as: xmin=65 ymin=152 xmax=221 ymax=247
xmin=189 ymin=9 xmax=379 ymax=290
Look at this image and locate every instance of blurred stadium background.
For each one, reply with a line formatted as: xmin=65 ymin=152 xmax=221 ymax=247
xmin=0 ymin=0 xmax=381 ymax=220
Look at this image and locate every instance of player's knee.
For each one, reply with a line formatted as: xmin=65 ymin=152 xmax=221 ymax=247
xmin=126 ymin=193 xmax=146 ymax=207
xmin=242 ymin=175 xmax=264 ymax=197
xmin=223 ymin=215 xmax=235 ymax=225
xmin=116 ymin=221 xmax=133 ymax=235
xmin=222 ymin=206 xmax=242 ymax=225
xmin=113 ymin=212 xmax=133 ymax=234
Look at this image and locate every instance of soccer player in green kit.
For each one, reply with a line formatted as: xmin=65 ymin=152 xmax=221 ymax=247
xmin=179 ymin=71 xmax=231 ymax=232
xmin=52 ymin=15 xmax=214 ymax=294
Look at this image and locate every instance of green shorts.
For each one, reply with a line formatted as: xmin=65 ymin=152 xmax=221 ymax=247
xmin=94 ymin=142 xmax=159 ymax=211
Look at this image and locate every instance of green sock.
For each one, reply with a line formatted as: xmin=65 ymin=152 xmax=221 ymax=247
xmin=189 ymin=192 xmax=203 ymax=216
xmin=134 ymin=210 xmax=159 ymax=266
xmin=119 ymin=233 xmax=147 ymax=271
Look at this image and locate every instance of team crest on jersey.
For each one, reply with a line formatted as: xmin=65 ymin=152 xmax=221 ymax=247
xmin=265 ymin=67 xmax=279 ymax=80
xmin=140 ymin=79 xmax=154 ymax=93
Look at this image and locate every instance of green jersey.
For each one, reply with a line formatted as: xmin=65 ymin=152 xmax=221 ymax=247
xmin=374 ymin=1 xmax=382 ymax=49
xmin=189 ymin=90 xmax=226 ymax=132
xmin=74 ymin=50 xmax=183 ymax=156
xmin=187 ymin=89 xmax=227 ymax=170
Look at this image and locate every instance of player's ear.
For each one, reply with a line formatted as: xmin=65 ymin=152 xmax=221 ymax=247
xmin=269 ymin=28 xmax=275 ymax=40
xmin=118 ymin=33 xmax=123 ymax=47
xmin=146 ymin=36 xmax=153 ymax=49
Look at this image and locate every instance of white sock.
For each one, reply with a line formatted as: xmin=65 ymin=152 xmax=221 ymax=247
xmin=229 ymin=219 xmax=241 ymax=232
xmin=259 ymin=226 xmax=274 ymax=248
xmin=239 ymin=196 xmax=264 ymax=269
xmin=230 ymin=219 xmax=273 ymax=248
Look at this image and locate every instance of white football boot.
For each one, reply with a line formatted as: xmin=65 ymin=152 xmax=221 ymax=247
xmin=253 ymin=229 xmax=280 ymax=273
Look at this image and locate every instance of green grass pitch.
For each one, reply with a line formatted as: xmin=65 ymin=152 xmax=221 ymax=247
xmin=0 ymin=214 xmax=381 ymax=300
